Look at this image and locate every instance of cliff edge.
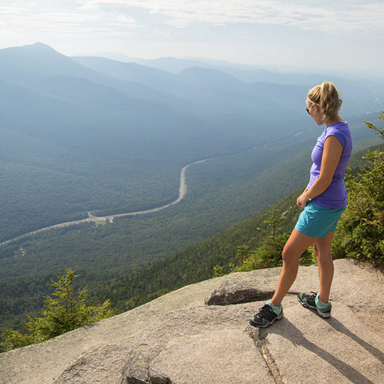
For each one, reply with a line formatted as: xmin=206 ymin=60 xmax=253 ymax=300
xmin=1 ymin=259 xmax=384 ymax=384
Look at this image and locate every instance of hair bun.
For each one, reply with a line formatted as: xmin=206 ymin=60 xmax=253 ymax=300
xmin=308 ymin=82 xmax=342 ymax=121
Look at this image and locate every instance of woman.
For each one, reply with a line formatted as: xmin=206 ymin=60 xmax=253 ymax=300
xmin=250 ymin=82 xmax=353 ymax=328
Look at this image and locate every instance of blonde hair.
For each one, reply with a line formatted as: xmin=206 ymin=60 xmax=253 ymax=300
xmin=307 ymin=82 xmax=342 ymax=122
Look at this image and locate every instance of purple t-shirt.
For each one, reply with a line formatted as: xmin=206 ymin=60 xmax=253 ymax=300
xmin=307 ymin=121 xmax=353 ymax=209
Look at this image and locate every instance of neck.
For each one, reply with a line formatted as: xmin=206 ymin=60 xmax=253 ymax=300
xmin=325 ymin=114 xmax=345 ymax=127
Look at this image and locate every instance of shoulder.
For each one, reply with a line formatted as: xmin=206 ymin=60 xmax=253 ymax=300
xmin=326 ymin=121 xmax=349 ymax=134
xmin=325 ymin=122 xmax=351 ymax=148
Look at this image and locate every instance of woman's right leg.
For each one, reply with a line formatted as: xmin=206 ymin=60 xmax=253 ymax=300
xmin=270 ymin=229 xmax=315 ymax=307
xmin=250 ymin=229 xmax=315 ymax=327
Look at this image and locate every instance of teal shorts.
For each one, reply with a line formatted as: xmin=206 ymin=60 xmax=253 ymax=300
xmin=295 ymin=202 xmax=345 ymax=238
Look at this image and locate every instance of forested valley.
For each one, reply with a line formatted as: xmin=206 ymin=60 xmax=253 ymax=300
xmin=1 ymin=140 xmax=381 ymax=334
xmin=0 ymin=42 xmax=383 ymax=334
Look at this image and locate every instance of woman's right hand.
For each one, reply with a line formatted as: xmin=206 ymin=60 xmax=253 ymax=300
xmin=297 ymin=192 xmax=309 ymax=208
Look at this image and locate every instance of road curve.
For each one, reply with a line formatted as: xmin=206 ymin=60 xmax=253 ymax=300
xmin=0 ymin=159 xmax=209 ymax=246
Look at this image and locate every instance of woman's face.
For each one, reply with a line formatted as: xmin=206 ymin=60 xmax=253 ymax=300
xmin=306 ymin=101 xmax=324 ymax=126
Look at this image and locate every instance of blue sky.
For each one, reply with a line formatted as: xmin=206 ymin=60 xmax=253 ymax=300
xmin=0 ymin=1 xmax=383 ymax=75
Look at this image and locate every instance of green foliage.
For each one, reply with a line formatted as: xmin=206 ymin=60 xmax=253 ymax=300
xmin=232 ymin=209 xmax=312 ymax=272
xmin=213 ymin=265 xmax=225 ymax=278
xmin=333 ymin=111 xmax=384 ymax=264
xmin=0 ymin=269 xmax=114 ymax=352
xmin=364 ymin=112 xmax=384 ymax=141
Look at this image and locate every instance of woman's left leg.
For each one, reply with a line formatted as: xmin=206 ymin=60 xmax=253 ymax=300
xmin=313 ymin=231 xmax=335 ymax=303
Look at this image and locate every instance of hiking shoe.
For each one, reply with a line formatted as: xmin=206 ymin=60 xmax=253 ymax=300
xmin=250 ymin=303 xmax=284 ymax=328
xmin=298 ymin=292 xmax=332 ymax=318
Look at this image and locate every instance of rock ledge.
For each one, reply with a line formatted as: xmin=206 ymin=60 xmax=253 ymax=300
xmin=1 ymin=259 xmax=384 ymax=384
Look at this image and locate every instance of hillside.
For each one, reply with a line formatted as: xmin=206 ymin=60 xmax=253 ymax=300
xmin=86 ymin=188 xmax=305 ymax=312
xmin=0 ymin=42 xmax=382 ymax=333
xmin=2 ymin=141 xmax=382 ymax=333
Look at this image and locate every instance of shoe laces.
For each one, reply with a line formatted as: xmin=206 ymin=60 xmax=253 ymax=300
xmin=258 ymin=304 xmax=273 ymax=316
xmin=306 ymin=291 xmax=318 ymax=305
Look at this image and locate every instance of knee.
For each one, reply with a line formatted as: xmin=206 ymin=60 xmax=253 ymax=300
xmin=316 ymin=248 xmax=332 ymax=264
xmin=313 ymin=244 xmax=327 ymax=263
xmin=317 ymin=255 xmax=333 ymax=266
xmin=281 ymin=248 xmax=299 ymax=268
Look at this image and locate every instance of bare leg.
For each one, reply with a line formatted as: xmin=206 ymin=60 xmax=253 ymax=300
xmin=313 ymin=231 xmax=335 ymax=303
xmin=271 ymin=229 xmax=315 ymax=307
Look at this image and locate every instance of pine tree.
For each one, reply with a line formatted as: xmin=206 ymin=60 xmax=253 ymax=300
xmin=1 ymin=269 xmax=114 ymax=352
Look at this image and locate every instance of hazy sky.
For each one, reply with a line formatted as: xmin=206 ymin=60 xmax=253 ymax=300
xmin=1 ymin=1 xmax=383 ymax=74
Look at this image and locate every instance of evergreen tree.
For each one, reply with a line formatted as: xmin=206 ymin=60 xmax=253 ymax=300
xmin=1 ymin=269 xmax=114 ymax=352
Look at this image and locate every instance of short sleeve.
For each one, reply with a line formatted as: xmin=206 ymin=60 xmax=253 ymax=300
xmin=326 ymin=128 xmax=347 ymax=149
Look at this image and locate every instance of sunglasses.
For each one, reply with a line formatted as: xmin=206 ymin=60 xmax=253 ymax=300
xmin=306 ymin=107 xmax=310 ymax=115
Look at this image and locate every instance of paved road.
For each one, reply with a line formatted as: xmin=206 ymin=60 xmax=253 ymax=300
xmin=0 ymin=159 xmax=209 ymax=246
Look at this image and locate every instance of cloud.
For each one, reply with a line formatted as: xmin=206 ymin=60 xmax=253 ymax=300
xmin=1 ymin=0 xmax=383 ymax=40
xmin=0 ymin=1 xmax=137 ymax=38
xmin=0 ymin=0 xmax=382 ymax=71
xmin=110 ymin=14 xmax=137 ymax=28
xmin=76 ymin=0 xmax=384 ymax=33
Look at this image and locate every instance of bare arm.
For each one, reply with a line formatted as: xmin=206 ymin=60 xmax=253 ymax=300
xmin=297 ymin=135 xmax=343 ymax=208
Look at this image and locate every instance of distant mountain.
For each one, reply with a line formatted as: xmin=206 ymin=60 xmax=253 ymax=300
xmin=0 ymin=42 xmax=381 ymax=334
xmin=0 ymin=43 xmax=181 ymax=105
xmin=2 ymin=43 xmax=91 ymax=77
xmin=0 ymin=43 xmax=308 ymax=242
xmin=0 ymin=43 xmax=380 ymax=242
xmin=0 ymin=43 xmax=378 ymax=243
xmin=73 ymin=54 xmax=383 ymax=119
xmin=88 ymin=54 xmax=224 ymax=74
xmin=177 ymin=66 xmax=241 ymax=88
xmin=0 ymin=45 xmax=379 ymax=239
xmin=78 ymin=51 xmax=384 ymax=85
xmin=73 ymin=56 xmax=181 ymax=93
xmin=73 ymin=55 xmax=307 ymax=125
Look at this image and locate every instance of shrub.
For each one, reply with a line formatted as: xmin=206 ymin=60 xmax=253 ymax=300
xmin=333 ymin=111 xmax=384 ymax=264
xmin=233 ymin=209 xmax=313 ymax=272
